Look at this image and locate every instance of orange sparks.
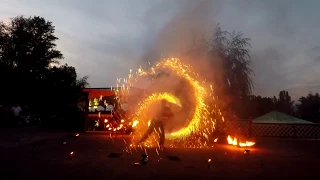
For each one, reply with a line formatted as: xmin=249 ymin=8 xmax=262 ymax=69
xmin=115 ymin=57 xmax=225 ymax=148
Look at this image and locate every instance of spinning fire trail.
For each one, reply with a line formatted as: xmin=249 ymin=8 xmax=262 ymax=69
xmin=115 ymin=58 xmax=225 ymax=148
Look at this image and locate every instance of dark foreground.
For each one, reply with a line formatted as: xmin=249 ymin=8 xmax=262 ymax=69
xmin=1 ymin=132 xmax=320 ymax=180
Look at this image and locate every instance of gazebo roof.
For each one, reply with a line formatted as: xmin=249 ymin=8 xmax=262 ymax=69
xmin=253 ymin=111 xmax=314 ymax=124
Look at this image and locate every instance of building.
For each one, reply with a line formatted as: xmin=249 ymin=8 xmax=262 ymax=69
xmin=79 ymin=87 xmax=145 ymax=132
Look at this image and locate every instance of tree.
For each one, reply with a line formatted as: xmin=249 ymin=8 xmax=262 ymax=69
xmin=0 ymin=16 xmax=64 ymax=103
xmin=234 ymin=91 xmax=295 ymax=119
xmin=187 ymin=24 xmax=254 ymax=116
xmin=296 ymin=92 xmax=320 ymax=123
xmin=233 ymin=95 xmax=277 ymax=119
xmin=0 ymin=16 xmax=62 ymax=71
xmin=210 ymin=25 xmax=253 ymax=112
xmin=147 ymin=24 xmax=254 ymax=118
xmin=47 ymin=64 xmax=88 ymax=108
xmin=0 ymin=16 xmax=88 ymax=129
xmin=275 ymin=90 xmax=295 ymax=115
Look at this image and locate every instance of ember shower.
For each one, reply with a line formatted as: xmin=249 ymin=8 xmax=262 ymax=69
xmin=115 ymin=58 xmax=225 ymax=148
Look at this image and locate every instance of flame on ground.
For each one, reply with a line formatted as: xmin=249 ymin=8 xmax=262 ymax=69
xmin=227 ymin=135 xmax=255 ymax=147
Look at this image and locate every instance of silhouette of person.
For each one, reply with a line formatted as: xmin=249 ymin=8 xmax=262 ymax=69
xmin=138 ymin=99 xmax=173 ymax=149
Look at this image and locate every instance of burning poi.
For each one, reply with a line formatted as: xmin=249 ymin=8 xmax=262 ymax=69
xmin=115 ymin=58 xmax=224 ymax=148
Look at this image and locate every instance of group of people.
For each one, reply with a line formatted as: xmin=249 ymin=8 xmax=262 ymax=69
xmin=0 ymin=104 xmax=23 ymax=127
xmin=3 ymin=99 xmax=174 ymax=148
xmin=89 ymin=103 xmax=114 ymax=113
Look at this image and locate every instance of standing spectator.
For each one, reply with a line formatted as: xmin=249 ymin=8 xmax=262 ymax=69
xmin=120 ymin=101 xmax=128 ymax=117
xmin=105 ymin=103 xmax=114 ymax=113
xmin=11 ymin=104 xmax=22 ymax=126
xmin=0 ymin=105 xmax=5 ymax=127
xmin=97 ymin=103 xmax=105 ymax=112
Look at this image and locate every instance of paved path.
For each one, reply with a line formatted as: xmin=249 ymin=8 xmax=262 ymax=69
xmin=0 ymin=127 xmax=67 ymax=149
xmin=1 ymin=133 xmax=320 ymax=179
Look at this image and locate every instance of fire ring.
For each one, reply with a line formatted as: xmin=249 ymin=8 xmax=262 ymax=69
xmin=130 ymin=58 xmax=212 ymax=144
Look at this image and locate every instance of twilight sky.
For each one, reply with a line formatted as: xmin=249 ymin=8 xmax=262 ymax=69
xmin=1 ymin=0 xmax=320 ymax=99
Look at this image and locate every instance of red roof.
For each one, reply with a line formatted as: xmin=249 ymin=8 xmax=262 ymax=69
xmin=83 ymin=88 xmax=115 ymax=99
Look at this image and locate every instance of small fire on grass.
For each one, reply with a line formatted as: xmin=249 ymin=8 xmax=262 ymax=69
xmin=227 ymin=135 xmax=255 ymax=147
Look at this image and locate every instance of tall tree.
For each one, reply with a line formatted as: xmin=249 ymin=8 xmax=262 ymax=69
xmin=234 ymin=95 xmax=277 ymax=119
xmin=47 ymin=64 xmax=88 ymax=107
xmin=296 ymin=92 xmax=320 ymax=123
xmin=148 ymin=24 xmax=254 ymax=118
xmin=0 ymin=16 xmax=64 ymax=103
xmin=205 ymin=24 xmax=254 ymax=117
xmin=0 ymin=16 xmax=88 ymax=128
xmin=207 ymin=25 xmax=253 ymax=97
xmin=275 ymin=90 xmax=295 ymax=115
xmin=0 ymin=16 xmax=62 ymax=72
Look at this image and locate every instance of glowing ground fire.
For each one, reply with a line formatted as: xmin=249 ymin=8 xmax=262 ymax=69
xmin=116 ymin=58 xmax=223 ymax=148
xmin=227 ymin=135 xmax=255 ymax=147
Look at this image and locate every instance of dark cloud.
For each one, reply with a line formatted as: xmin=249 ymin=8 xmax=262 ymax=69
xmin=314 ymin=56 xmax=320 ymax=62
xmin=218 ymin=0 xmax=320 ymax=99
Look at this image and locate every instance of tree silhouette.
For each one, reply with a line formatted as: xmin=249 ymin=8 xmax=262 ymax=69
xmin=0 ymin=16 xmax=62 ymax=70
xmin=0 ymin=16 xmax=64 ymax=103
xmin=275 ymin=90 xmax=295 ymax=115
xmin=296 ymin=92 xmax=320 ymax=123
xmin=211 ymin=26 xmax=254 ymax=116
xmin=230 ymin=90 xmax=296 ymax=119
xmin=182 ymin=24 xmax=254 ymax=117
xmin=206 ymin=25 xmax=254 ymax=97
xmin=232 ymin=95 xmax=277 ymax=119
xmin=0 ymin=16 xmax=88 ymax=129
xmin=46 ymin=64 xmax=88 ymax=108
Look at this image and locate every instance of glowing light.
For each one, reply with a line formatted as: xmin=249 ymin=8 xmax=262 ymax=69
xmin=132 ymin=120 xmax=139 ymax=128
xmin=154 ymin=58 xmax=210 ymax=138
xmin=131 ymin=92 xmax=181 ymax=127
xmin=227 ymin=135 xmax=255 ymax=147
xmin=117 ymin=58 xmax=223 ymax=148
xmin=147 ymin=120 xmax=151 ymax=127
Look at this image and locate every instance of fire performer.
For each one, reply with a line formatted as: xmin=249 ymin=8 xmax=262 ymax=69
xmin=137 ymin=99 xmax=174 ymax=149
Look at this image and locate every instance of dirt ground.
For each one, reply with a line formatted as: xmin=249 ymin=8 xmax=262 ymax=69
xmin=1 ymin=133 xmax=320 ymax=180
